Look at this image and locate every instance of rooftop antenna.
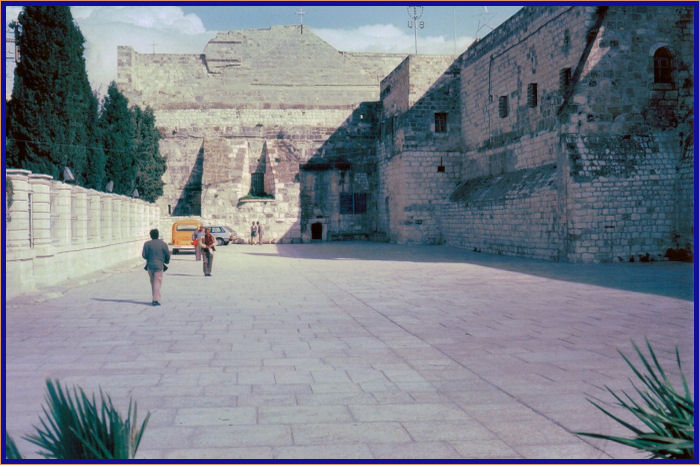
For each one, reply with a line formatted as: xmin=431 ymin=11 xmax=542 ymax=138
xmin=296 ymin=8 xmax=305 ymax=34
xmin=474 ymin=6 xmax=496 ymax=41
xmin=407 ymin=6 xmax=424 ymax=54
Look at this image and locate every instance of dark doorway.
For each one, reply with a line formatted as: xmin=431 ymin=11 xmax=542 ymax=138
xmin=311 ymin=222 xmax=323 ymax=240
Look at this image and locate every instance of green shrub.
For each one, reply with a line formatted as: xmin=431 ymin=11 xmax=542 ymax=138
xmin=578 ymin=340 xmax=694 ymax=459
xmin=5 ymin=379 xmax=150 ymax=459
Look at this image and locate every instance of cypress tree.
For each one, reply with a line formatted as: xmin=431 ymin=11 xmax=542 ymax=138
xmin=6 ymin=6 xmax=97 ymax=185
xmin=133 ymin=106 xmax=166 ymax=202
xmin=83 ymin=92 xmax=106 ymax=190
xmin=99 ymin=82 xmax=136 ymax=196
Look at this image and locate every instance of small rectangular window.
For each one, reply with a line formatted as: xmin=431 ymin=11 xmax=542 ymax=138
xmin=560 ymin=68 xmax=571 ymax=92
xmin=353 ymin=193 xmax=367 ymax=214
xmin=498 ymin=96 xmax=508 ymax=118
xmin=527 ymin=83 xmax=538 ymax=108
xmin=434 ymin=112 xmax=447 ymax=133
xmin=339 ymin=193 xmax=353 ymax=214
xmin=339 ymin=193 xmax=368 ymax=214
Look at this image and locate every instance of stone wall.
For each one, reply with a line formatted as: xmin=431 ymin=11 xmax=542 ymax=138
xmin=114 ymin=9 xmax=694 ymax=262
xmin=376 ymin=56 xmax=464 ymax=244
xmin=5 ymin=169 xmax=160 ymax=299
xmin=558 ymin=5 xmax=695 ymax=262
xmin=378 ymin=150 xmax=462 ymax=244
xmin=118 ymin=26 xmax=405 ymax=243
xmin=438 ymin=5 xmax=694 ymax=262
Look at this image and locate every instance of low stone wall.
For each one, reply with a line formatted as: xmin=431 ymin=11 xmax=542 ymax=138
xmin=5 ymin=169 xmax=160 ymax=299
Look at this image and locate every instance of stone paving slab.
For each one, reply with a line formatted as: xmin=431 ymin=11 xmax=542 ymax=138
xmin=4 ymin=242 xmax=695 ymax=460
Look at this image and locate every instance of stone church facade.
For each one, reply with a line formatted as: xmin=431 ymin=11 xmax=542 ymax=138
xmin=118 ymin=5 xmax=694 ymax=262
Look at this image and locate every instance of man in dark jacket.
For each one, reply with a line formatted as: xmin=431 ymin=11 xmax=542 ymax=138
xmin=142 ymin=229 xmax=170 ymax=306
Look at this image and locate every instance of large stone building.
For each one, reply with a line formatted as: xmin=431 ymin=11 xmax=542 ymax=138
xmin=118 ymin=25 xmax=405 ymax=243
xmin=118 ymin=5 xmax=694 ymax=262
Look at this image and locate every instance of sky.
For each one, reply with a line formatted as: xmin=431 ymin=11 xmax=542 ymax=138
xmin=4 ymin=3 xmax=523 ymax=98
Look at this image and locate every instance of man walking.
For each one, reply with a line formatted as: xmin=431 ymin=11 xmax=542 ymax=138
xmin=201 ymin=228 xmax=216 ymax=276
xmin=142 ymin=228 xmax=170 ymax=306
xmin=257 ymin=221 xmax=263 ymax=245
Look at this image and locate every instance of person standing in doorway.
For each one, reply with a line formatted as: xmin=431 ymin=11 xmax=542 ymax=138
xmin=142 ymin=228 xmax=170 ymax=306
xmin=257 ymin=221 xmax=263 ymax=245
xmin=192 ymin=225 xmax=205 ymax=261
xmin=201 ymin=227 xmax=216 ymax=276
xmin=250 ymin=221 xmax=257 ymax=245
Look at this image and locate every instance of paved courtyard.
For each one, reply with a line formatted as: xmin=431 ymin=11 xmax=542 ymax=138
xmin=4 ymin=242 xmax=695 ymax=459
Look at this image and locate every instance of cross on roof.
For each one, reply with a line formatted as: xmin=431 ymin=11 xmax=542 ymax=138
xmin=296 ymin=8 xmax=305 ymax=33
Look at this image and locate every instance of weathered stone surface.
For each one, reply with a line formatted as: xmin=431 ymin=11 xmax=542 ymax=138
xmin=118 ymin=6 xmax=694 ymax=261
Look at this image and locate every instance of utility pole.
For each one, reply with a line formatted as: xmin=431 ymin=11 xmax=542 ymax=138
xmin=407 ymin=6 xmax=424 ymax=54
xmin=152 ymin=40 xmax=156 ymax=54
xmin=296 ymin=8 xmax=305 ymax=34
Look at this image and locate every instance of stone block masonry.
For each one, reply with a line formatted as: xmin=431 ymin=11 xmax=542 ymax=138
xmin=115 ymin=8 xmax=693 ymax=262
xmin=119 ymin=26 xmax=405 ymax=244
xmin=434 ymin=5 xmax=694 ymax=262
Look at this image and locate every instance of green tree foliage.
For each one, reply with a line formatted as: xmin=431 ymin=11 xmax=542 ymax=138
xmin=99 ymin=82 xmax=137 ymax=196
xmin=6 ymin=6 xmax=165 ymax=201
xmin=133 ymin=106 xmax=166 ymax=202
xmin=83 ymin=92 xmax=107 ymax=190
xmin=6 ymin=6 xmax=96 ymax=185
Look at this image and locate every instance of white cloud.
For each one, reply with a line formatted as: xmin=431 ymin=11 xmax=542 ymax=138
xmin=72 ymin=6 xmax=215 ymax=96
xmin=4 ymin=6 xmax=214 ymax=98
xmin=314 ymin=24 xmax=474 ymax=55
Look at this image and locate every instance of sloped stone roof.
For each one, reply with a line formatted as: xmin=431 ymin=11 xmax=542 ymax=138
xmin=204 ymin=25 xmax=373 ymax=85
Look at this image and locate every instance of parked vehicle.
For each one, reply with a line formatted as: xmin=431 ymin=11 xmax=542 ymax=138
xmin=171 ymin=219 xmax=201 ymax=254
xmin=205 ymin=225 xmax=235 ymax=246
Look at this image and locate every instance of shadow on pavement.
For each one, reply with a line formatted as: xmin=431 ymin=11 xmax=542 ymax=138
xmin=268 ymin=242 xmax=694 ymax=301
xmin=92 ymin=298 xmax=153 ymax=306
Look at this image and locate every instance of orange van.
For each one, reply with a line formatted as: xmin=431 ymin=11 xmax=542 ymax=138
xmin=171 ymin=219 xmax=201 ymax=254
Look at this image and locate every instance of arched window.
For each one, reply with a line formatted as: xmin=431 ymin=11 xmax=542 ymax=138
xmin=653 ymin=47 xmax=674 ymax=84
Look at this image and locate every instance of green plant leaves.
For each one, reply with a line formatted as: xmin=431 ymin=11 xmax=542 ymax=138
xmin=12 ymin=379 xmax=150 ymax=459
xmin=5 ymin=433 xmax=23 ymax=459
xmin=578 ymin=340 xmax=694 ymax=459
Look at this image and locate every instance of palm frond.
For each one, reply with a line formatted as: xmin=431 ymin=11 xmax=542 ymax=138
xmin=577 ymin=340 xmax=694 ymax=459
xmin=5 ymin=432 xmax=23 ymax=459
xmin=20 ymin=379 xmax=150 ymax=459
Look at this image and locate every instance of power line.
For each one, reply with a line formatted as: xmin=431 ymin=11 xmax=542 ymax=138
xmin=473 ymin=6 xmax=496 ymax=41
